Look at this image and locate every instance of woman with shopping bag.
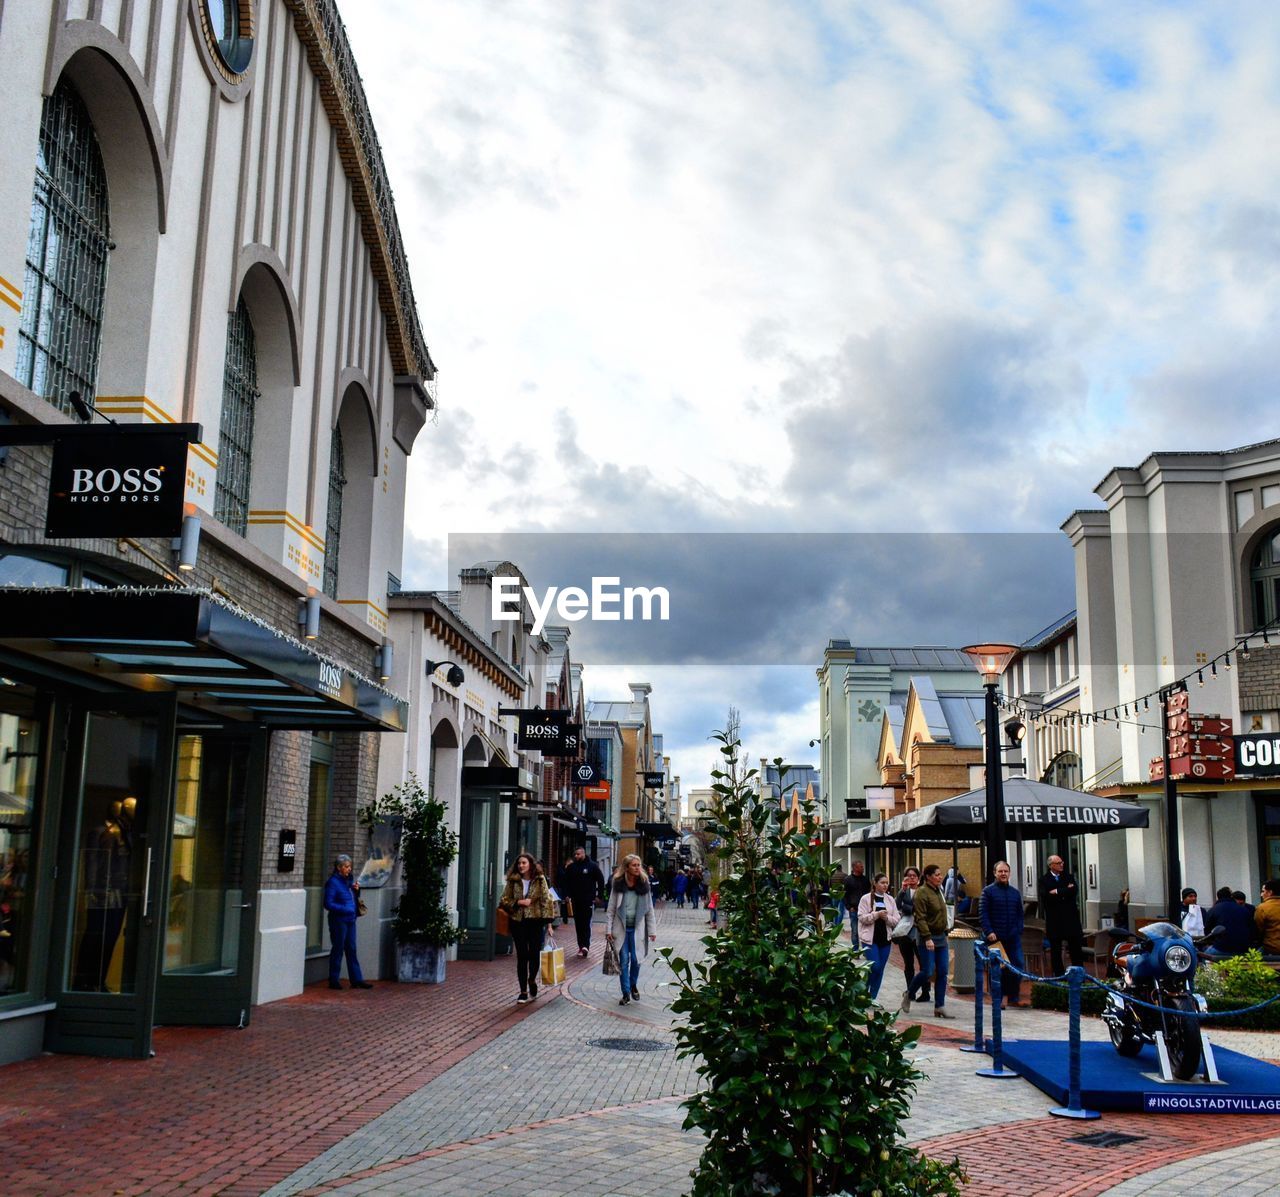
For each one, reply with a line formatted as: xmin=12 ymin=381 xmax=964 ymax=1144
xmin=606 ymin=854 xmax=657 ymax=1006
xmin=497 ymin=853 xmax=557 ymax=1004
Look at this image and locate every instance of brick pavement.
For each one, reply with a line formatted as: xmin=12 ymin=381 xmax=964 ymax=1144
xmin=4 ymin=901 xmax=1280 ymax=1196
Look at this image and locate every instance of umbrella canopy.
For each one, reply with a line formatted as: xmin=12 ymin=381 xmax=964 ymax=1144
xmin=846 ymin=777 xmax=1149 ymax=845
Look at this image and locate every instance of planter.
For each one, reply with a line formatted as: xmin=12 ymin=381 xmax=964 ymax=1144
xmin=397 ymin=941 xmax=447 ymax=984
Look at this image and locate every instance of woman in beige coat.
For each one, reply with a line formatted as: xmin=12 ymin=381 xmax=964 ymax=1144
xmin=498 ymin=853 xmax=557 ymax=1003
xmin=605 ymin=854 xmax=657 ymax=1005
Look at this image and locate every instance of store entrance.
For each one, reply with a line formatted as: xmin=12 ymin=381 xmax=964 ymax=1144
xmin=45 ymin=695 xmax=176 ymax=1058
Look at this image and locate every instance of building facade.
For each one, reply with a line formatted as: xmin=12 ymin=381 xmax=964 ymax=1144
xmin=0 ymin=1 xmax=431 ymax=1061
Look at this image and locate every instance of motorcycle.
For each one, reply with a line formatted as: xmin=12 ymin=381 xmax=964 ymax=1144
xmin=1101 ymin=921 xmax=1223 ymax=1081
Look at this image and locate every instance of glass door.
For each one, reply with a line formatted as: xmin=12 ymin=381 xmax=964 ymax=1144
xmin=457 ymin=793 xmax=498 ymax=960
xmin=154 ymin=729 xmax=265 ymax=1027
xmin=46 ymin=695 xmax=175 ymax=1058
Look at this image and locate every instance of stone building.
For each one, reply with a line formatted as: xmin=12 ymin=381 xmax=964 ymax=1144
xmin=0 ymin=1 xmax=432 ymax=1061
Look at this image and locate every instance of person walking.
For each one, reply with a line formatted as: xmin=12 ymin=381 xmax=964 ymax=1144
xmin=895 ymin=867 xmax=926 ymax=1003
xmin=980 ymin=860 xmax=1027 ymax=1006
xmin=1203 ymin=886 xmax=1255 ymax=956
xmin=647 ymin=865 xmax=662 ymax=901
xmin=606 ymin=854 xmax=657 ymax=1005
xmin=707 ymin=887 xmax=720 ymax=928
xmin=842 ymin=862 xmax=871 ymax=935
xmin=1039 ymin=854 xmax=1084 ymax=975
xmin=903 ymin=864 xmax=952 ymax=1017
xmin=562 ymin=846 xmax=606 ymax=958
xmin=498 ymin=853 xmax=556 ymax=1004
xmin=672 ymin=868 xmax=688 ymax=909
xmin=856 ymin=873 xmax=900 ymax=999
xmin=324 ymin=854 xmax=372 ymax=991
xmin=1256 ymin=879 xmax=1280 ymax=956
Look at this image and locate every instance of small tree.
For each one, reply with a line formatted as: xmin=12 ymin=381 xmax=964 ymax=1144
xmin=366 ymin=775 xmax=464 ymax=947
xmin=663 ymin=730 xmax=964 ymax=1197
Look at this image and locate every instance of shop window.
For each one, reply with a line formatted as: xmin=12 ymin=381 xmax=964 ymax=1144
xmin=1249 ymin=528 xmax=1280 ymax=631
xmin=1042 ymin=750 xmax=1081 ymax=791
xmin=0 ymin=678 xmax=42 ymax=997
xmin=322 ymin=426 xmax=345 ymax=599
xmin=0 ymin=550 xmax=130 ymax=589
xmin=303 ymin=732 xmax=334 ymax=953
xmin=16 ymin=79 xmax=110 ymax=415
xmin=215 ymin=297 xmax=259 ymax=535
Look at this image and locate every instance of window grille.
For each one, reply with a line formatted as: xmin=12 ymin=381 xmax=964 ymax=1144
xmin=323 ymin=426 xmax=346 ymax=598
xmin=16 ymin=80 xmax=111 ymax=415
xmin=215 ymin=298 xmax=259 ymax=535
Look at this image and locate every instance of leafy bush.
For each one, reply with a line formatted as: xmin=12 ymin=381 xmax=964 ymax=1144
xmin=1029 ymin=981 xmax=1109 ymax=1016
xmin=662 ymin=730 xmax=965 ymax=1197
xmin=363 ymin=775 xmax=464 ymax=947
xmin=1196 ymin=951 xmax=1280 ymax=1028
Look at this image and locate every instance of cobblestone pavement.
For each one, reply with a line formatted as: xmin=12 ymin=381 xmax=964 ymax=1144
xmin=4 ymin=901 xmax=1280 ymax=1196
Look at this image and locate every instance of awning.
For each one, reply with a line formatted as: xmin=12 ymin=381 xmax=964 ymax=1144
xmin=636 ymin=820 xmax=679 ymax=839
xmin=462 ymin=765 xmax=537 ymax=794
xmin=0 ymin=587 xmax=406 ymax=731
xmin=847 ymin=777 xmax=1149 ymax=845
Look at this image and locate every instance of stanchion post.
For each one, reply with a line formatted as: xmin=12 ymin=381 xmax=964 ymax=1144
xmin=1049 ymin=965 xmax=1101 ymax=1120
xmin=976 ymin=947 xmax=1017 ymax=1079
xmin=960 ymin=941 xmax=986 ymax=1054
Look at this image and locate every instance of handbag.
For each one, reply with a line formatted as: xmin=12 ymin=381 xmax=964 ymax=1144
xmin=602 ymin=938 xmax=620 ymax=976
xmin=495 ymin=906 xmax=511 ymax=937
xmin=540 ymin=934 xmax=566 ymax=985
xmin=890 ymin=914 xmax=914 ymax=940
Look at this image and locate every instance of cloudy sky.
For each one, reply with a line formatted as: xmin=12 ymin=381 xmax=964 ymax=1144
xmin=344 ymin=1 xmax=1279 ymax=790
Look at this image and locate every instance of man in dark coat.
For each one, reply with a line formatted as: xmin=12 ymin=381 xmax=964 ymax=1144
xmin=1039 ymin=854 xmax=1083 ymax=975
xmin=561 ymin=847 xmax=606 ymax=957
xmin=842 ymin=861 xmax=871 ymax=930
xmin=1203 ymin=886 xmax=1255 ymax=956
xmin=981 ymin=860 xmax=1027 ymax=1005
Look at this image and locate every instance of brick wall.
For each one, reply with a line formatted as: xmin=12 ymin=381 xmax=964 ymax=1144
xmin=331 ymin=731 xmax=380 ymax=871
xmin=262 ymin=730 xmax=311 ymax=890
xmin=1238 ymin=643 xmax=1280 ymax=714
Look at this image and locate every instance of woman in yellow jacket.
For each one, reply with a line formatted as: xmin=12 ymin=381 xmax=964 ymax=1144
xmin=498 ymin=852 xmax=557 ymax=1004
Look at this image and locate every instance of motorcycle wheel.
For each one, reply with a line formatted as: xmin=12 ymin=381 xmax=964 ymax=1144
xmin=1162 ymin=992 xmax=1202 ymax=1081
xmin=1108 ymin=1014 xmax=1143 ymax=1057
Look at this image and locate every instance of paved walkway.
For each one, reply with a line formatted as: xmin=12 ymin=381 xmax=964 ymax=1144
xmin=3 ymin=903 xmax=1280 ymax=1195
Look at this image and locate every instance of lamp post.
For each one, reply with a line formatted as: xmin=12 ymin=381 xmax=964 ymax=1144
xmin=962 ymin=643 xmax=1021 ymax=882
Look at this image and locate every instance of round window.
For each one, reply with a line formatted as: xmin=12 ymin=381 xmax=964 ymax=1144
xmin=202 ymin=0 xmax=254 ymax=76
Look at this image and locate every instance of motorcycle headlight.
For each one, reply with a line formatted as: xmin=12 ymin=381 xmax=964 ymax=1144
xmin=1164 ymin=945 xmax=1193 ymax=974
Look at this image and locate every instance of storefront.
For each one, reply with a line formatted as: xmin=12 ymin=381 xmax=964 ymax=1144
xmin=0 ymin=588 xmax=405 ymax=1062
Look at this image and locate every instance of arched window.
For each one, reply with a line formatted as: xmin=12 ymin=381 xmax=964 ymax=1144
xmin=215 ymin=297 xmax=259 ymax=535
xmin=16 ymin=79 xmax=110 ymax=415
xmin=1042 ymin=750 xmax=1081 ymax=791
xmin=322 ymin=426 xmax=346 ymax=598
xmin=1250 ymin=527 xmax=1280 ymax=630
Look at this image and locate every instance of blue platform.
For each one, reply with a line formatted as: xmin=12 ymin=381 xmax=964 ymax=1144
xmin=993 ymin=1039 xmax=1280 ymax=1113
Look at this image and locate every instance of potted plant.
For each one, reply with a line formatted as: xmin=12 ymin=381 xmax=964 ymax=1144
xmin=365 ymin=775 xmax=464 ymax=983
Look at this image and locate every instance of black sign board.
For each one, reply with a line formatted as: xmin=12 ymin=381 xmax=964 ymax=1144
xmin=540 ymin=723 xmax=582 ymax=757
xmin=277 ymin=828 xmax=297 ymax=872
xmin=46 ymin=429 xmax=190 ymax=537
xmin=571 ymin=761 xmax=600 ymax=785
xmin=1235 ymin=733 xmax=1280 ymax=774
xmin=514 ymin=709 xmax=568 ymax=751
xmin=845 ymin=800 xmax=870 ymax=821
xmin=643 ymin=771 xmax=666 ymax=789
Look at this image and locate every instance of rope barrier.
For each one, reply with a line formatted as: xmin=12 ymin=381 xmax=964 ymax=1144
xmin=959 ymin=941 xmax=986 ymax=1055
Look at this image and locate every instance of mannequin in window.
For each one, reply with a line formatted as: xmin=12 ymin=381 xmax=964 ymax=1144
xmin=73 ymin=796 xmax=135 ymax=992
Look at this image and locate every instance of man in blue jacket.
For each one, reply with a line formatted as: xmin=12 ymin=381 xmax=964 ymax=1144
xmin=981 ymin=860 xmax=1026 ymax=1006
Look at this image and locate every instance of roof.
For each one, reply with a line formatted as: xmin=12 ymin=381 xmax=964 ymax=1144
xmin=826 ymin=645 xmax=976 ymax=669
xmin=1020 ymin=610 xmax=1077 ymax=652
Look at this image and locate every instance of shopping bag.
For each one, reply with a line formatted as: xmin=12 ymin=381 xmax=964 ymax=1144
xmin=495 ymin=906 xmax=510 ymax=937
xmin=540 ymin=939 xmax=566 ymax=985
xmin=602 ymin=938 xmax=621 ymax=976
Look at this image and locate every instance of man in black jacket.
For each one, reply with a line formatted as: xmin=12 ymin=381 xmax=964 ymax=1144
xmin=1039 ymin=854 xmax=1083 ymax=975
xmin=842 ymin=861 xmax=871 ymax=930
xmin=562 ymin=847 xmax=606 ymax=957
xmin=1204 ymin=885 xmax=1256 ymax=956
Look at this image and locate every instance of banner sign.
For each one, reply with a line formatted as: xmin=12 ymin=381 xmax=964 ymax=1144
xmin=46 ymin=430 xmax=190 ymax=537
xmin=1144 ymin=1093 xmax=1280 ymax=1114
xmin=514 ymin=709 xmax=568 ymax=751
xmin=642 ymin=771 xmax=665 ymax=789
xmin=571 ymin=761 xmax=599 ymax=785
xmin=1234 ymin=733 xmax=1280 ymax=775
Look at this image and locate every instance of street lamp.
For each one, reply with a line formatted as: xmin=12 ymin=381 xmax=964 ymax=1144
xmin=962 ymin=642 xmax=1020 ymax=882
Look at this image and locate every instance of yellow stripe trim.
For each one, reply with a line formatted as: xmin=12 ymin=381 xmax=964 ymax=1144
xmin=0 ymin=275 xmax=21 ymax=298
xmin=96 ymin=395 xmax=177 ymax=424
xmin=189 ymin=441 xmax=218 ymax=467
xmin=0 ymin=291 xmax=20 ymax=314
xmin=247 ymin=509 xmax=326 ymax=551
xmin=337 ymin=598 xmax=389 ymax=619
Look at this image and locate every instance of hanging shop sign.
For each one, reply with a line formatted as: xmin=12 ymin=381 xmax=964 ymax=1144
xmin=582 ymin=782 xmax=611 ymax=802
xmin=43 ymin=425 xmax=200 ymax=537
xmin=1234 ymin=733 xmax=1280 ymax=776
xmin=642 ymin=771 xmax=666 ymax=789
xmin=539 ymin=723 xmax=582 ymax=757
xmin=513 ymin=709 xmax=568 ymax=751
xmin=571 ymin=761 xmax=600 ymax=785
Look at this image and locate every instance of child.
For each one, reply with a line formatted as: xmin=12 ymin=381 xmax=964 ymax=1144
xmin=707 ymin=889 xmax=719 ymax=928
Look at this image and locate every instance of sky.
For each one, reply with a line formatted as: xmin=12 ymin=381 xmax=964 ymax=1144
xmin=342 ymin=1 xmax=1280 ymax=792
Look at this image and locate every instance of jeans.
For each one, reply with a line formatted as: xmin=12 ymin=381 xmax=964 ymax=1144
xmin=617 ymin=926 xmax=640 ymax=996
xmin=864 ymin=942 xmax=892 ymax=998
xmin=909 ymin=934 xmax=949 ymax=1007
xmin=328 ymin=915 xmax=364 ymax=984
xmin=835 ymin=899 xmax=847 ymax=928
xmin=991 ymin=936 xmax=1025 ymax=1003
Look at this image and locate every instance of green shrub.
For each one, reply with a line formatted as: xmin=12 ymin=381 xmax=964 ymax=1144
xmin=1196 ymin=951 xmax=1280 ymax=1029
xmin=662 ymin=731 xmax=965 ymax=1197
xmin=1029 ymin=981 xmax=1109 ymax=1016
